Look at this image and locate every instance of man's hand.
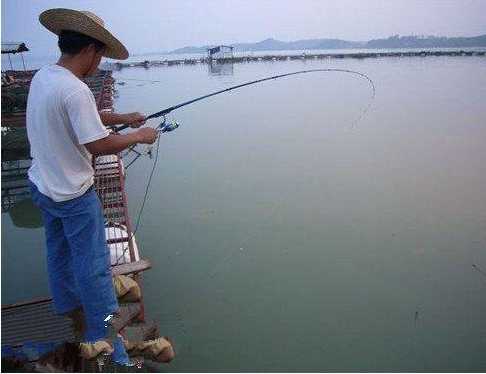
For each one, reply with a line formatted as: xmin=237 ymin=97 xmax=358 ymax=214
xmin=136 ymin=127 xmax=158 ymax=144
xmin=124 ymin=112 xmax=146 ymax=128
xmin=85 ymin=127 xmax=158 ymax=155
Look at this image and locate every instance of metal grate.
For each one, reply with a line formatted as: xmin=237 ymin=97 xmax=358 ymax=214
xmin=1 ymin=299 xmax=75 ymax=347
xmin=84 ymin=69 xmax=114 ymax=112
xmin=1 ymin=299 xmax=142 ymax=347
xmin=86 ymin=70 xmax=140 ymax=268
xmin=94 ymin=154 xmax=139 ymax=267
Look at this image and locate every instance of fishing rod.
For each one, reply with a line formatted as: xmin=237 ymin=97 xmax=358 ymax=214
xmin=114 ymin=68 xmax=376 ymax=133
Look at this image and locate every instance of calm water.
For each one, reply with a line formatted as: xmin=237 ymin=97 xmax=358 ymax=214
xmin=2 ymin=56 xmax=486 ymax=371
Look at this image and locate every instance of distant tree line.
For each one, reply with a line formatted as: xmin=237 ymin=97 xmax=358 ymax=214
xmin=366 ymin=34 xmax=486 ymax=48
xmin=170 ymin=34 xmax=486 ymax=54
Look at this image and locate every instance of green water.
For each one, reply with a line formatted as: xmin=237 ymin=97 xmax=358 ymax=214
xmin=2 ymin=56 xmax=486 ymax=371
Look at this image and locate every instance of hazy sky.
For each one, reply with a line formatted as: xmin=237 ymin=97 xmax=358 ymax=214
xmin=2 ymin=0 xmax=486 ymax=59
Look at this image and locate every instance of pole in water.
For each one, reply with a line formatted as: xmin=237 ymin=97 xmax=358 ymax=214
xmin=472 ymin=264 xmax=486 ymax=279
xmin=21 ymin=52 xmax=26 ymax=71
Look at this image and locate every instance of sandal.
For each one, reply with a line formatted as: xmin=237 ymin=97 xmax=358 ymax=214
xmin=113 ymin=275 xmax=141 ymax=302
xmin=124 ymin=336 xmax=175 ymax=363
xmin=79 ymin=340 xmax=113 ymax=360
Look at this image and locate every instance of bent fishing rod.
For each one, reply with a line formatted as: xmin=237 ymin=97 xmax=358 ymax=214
xmin=112 ymin=68 xmax=376 ymax=264
xmin=114 ymin=68 xmax=376 ymax=133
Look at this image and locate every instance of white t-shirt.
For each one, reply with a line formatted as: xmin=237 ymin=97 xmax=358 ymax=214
xmin=27 ymin=64 xmax=109 ymax=202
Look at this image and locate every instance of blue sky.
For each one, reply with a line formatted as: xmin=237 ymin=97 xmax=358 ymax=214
xmin=2 ymin=0 xmax=486 ymax=60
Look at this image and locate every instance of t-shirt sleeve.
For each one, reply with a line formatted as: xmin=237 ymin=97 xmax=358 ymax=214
xmin=64 ymin=87 xmax=109 ymax=144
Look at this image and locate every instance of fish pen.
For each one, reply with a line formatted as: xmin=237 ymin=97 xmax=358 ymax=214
xmin=106 ymin=48 xmax=486 ymax=70
xmin=2 ymin=66 xmax=36 ymax=212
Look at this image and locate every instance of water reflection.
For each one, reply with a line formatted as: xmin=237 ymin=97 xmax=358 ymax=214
xmin=8 ymin=198 xmax=43 ymax=229
xmin=208 ymin=60 xmax=234 ymax=76
xmin=1 ymin=158 xmax=42 ymax=228
xmin=2 ymin=128 xmax=30 ymax=161
xmin=1 ymin=159 xmax=30 ymax=207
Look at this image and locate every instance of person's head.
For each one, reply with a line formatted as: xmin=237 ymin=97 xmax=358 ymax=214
xmin=58 ymin=30 xmax=106 ymax=76
xmin=39 ymin=8 xmax=129 ymax=76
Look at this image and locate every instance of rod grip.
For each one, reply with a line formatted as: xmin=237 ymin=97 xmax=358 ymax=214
xmin=114 ymin=123 xmax=130 ymax=133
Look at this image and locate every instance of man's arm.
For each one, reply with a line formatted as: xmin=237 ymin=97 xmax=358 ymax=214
xmin=85 ymin=127 xmax=157 ymax=156
xmin=99 ymin=111 xmax=146 ymax=128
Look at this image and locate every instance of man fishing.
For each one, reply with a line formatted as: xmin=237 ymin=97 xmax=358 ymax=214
xmin=26 ymin=8 xmax=163 ymax=363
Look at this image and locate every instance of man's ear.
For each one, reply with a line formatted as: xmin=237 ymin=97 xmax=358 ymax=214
xmin=84 ymin=44 xmax=97 ymax=56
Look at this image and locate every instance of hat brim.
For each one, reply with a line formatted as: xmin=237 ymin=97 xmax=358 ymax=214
xmin=39 ymin=8 xmax=129 ymax=60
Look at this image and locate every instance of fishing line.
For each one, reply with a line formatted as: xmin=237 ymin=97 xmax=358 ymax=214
xmin=133 ymin=127 xmax=162 ymax=234
xmin=113 ymin=119 xmax=164 ymax=265
xmin=120 ymin=67 xmax=375 ymax=173
xmin=119 ymin=68 xmax=375 ymax=165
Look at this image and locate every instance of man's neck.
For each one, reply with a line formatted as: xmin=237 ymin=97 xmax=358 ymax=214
xmin=57 ymin=55 xmax=85 ymax=79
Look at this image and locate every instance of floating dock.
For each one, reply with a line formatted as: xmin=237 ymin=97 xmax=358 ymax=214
xmin=1 ymin=69 xmax=160 ymax=370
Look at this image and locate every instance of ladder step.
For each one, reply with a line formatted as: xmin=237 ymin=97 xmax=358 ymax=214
xmin=122 ymin=320 xmax=160 ymax=343
xmin=111 ymin=259 xmax=151 ymax=276
xmin=112 ymin=303 xmax=142 ymax=332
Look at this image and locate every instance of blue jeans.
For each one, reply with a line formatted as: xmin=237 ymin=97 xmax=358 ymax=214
xmin=30 ymin=181 xmax=118 ymax=342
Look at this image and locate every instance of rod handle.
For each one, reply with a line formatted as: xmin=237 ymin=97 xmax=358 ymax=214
xmin=114 ymin=123 xmax=130 ymax=133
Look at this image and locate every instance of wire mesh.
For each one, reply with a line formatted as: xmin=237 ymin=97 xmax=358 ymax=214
xmin=88 ymin=70 xmax=139 ymax=268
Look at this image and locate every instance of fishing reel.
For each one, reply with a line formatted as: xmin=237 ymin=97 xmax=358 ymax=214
xmin=159 ymin=119 xmax=180 ymax=133
xmin=144 ymin=117 xmax=180 ymax=158
xmin=157 ymin=116 xmax=180 ymax=134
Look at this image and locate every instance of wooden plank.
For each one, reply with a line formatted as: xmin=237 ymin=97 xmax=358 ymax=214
xmin=122 ymin=320 xmax=160 ymax=343
xmin=1 ymin=115 xmax=26 ymax=128
xmin=112 ymin=303 xmax=142 ymax=332
xmin=111 ymin=259 xmax=151 ymax=276
xmin=2 ymin=297 xmax=52 ymax=310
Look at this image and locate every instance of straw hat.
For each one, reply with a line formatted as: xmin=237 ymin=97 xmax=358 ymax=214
xmin=39 ymin=8 xmax=128 ymax=60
